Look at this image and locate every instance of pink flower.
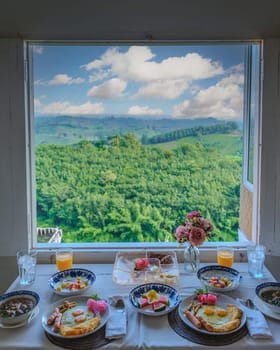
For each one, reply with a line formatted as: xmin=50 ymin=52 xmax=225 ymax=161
xmin=189 ymin=227 xmax=206 ymax=246
xmin=134 ymin=258 xmax=149 ymax=270
xmin=175 ymin=225 xmax=189 ymax=243
xmin=174 ymin=210 xmax=214 ymax=245
xmin=187 ymin=211 xmax=201 ymax=220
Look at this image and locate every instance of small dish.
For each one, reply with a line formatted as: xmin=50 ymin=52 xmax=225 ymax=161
xmin=0 ymin=290 xmax=40 ymax=326
xmin=178 ymin=294 xmax=246 ymax=335
xmin=42 ymin=295 xmax=110 ymax=339
xmin=129 ymin=282 xmax=180 ymax=316
xmin=197 ymin=265 xmax=241 ymax=292
xmin=48 ymin=268 xmax=96 ymax=296
xmin=0 ymin=306 xmax=39 ymax=328
xmin=255 ymin=282 xmax=280 ymax=314
xmin=254 ymin=295 xmax=280 ymax=320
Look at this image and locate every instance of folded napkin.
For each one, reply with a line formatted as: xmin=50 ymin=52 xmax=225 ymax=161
xmin=105 ymin=296 xmax=127 ymax=339
xmin=237 ymin=299 xmax=273 ymax=339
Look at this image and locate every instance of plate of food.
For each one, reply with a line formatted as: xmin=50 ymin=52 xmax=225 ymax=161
xmin=129 ymin=282 xmax=180 ymax=316
xmin=178 ymin=292 xmax=246 ymax=335
xmin=48 ymin=268 xmax=96 ymax=296
xmin=41 ymin=295 xmax=109 ymax=338
xmin=197 ymin=265 xmax=241 ymax=292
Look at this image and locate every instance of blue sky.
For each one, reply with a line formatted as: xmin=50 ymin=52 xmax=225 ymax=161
xmin=33 ymin=44 xmax=246 ymax=120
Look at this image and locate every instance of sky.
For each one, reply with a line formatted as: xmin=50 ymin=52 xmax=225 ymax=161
xmin=33 ymin=44 xmax=246 ymax=120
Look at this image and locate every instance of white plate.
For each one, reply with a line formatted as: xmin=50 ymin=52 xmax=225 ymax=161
xmin=254 ymin=296 xmax=280 ymax=321
xmin=41 ymin=296 xmax=110 ymax=339
xmin=129 ymin=283 xmax=180 ymax=316
xmin=0 ymin=306 xmax=39 ymax=329
xmin=178 ymin=294 xmax=246 ymax=335
xmin=48 ymin=268 xmax=96 ymax=296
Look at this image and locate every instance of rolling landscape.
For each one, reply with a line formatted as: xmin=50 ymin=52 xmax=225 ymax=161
xmin=35 ymin=116 xmax=242 ymax=243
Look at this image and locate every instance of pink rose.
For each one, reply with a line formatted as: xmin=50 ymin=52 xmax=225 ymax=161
xmin=187 ymin=211 xmax=201 ymax=220
xmin=175 ymin=225 xmax=189 ymax=243
xmin=189 ymin=227 xmax=206 ymax=246
xmin=134 ymin=258 xmax=149 ymax=270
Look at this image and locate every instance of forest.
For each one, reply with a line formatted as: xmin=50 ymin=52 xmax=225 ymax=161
xmin=36 ymin=127 xmax=242 ymax=243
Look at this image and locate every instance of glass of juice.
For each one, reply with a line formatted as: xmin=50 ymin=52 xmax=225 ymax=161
xmin=56 ymin=248 xmax=73 ymax=271
xmin=217 ymin=246 xmax=234 ymax=268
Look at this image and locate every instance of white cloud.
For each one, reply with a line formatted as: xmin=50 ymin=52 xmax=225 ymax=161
xmin=34 ymin=98 xmax=41 ymax=108
xmin=82 ymin=46 xmax=224 ymax=83
xmin=173 ymin=72 xmax=244 ymax=120
xmin=88 ymin=70 xmax=109 ymax=83
xmin=48 ymin=74 xmax=85 ymax=85
xmin=38 ymin=101 xmax=104 ymax=115
xmin=33 ymin=46 xmax=43 ymax=55
xmin=128 ymin=105 xmax=163 ymax=116
xmin=87 ymin=78 xmax=127 ymax=99
xmin=133 ymin=79 xmax=189 ymax=99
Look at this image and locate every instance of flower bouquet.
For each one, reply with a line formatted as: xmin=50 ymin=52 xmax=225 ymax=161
xmin=175 ymin=211 xmax=214 ymax=273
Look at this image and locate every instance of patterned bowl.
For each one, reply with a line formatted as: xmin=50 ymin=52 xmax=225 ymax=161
xmin=129 ymin=282 xmax=180 ymax=316
xmin=197 ymin=265 xmax=242 ymax=292
xmin=0 ymin=290 xmax=40 ymax=326
xmin=255 ymin=282 xmax=280 ymax=313
xmin=48 ymin=268 xmax=96 ymax=296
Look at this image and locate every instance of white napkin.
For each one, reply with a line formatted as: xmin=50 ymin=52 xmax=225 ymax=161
xmin=237 ymin=299 xmax=273 ymax=339
xmin=105 ymin=296 xmax=127 ymax=339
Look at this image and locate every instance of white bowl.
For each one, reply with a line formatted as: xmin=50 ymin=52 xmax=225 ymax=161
xmin=255 ymin=282 xmax=280 ymax=313
xmin=0 ymin=290 xmax=40 ymax=326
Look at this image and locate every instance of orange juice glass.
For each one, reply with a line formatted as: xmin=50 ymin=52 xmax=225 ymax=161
xmin=56 ymin=249 xmax=73 ymax=271
xmin=217 ymin=246 xmax=234 ymax=268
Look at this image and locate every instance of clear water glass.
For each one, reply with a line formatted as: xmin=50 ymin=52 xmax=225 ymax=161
xmin=247 ymin=245 xmax=266 ymax=278
xmin=17 ymin=250 xmax=37 ymax=285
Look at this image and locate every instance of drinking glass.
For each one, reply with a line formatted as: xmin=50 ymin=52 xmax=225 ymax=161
xmin=247 ymin=245 xmax=266 ymax=278
xmin=217 ymin=246 xmax=234 ymax=268
xmin=17 ymin=250 xmax=37 ymax=285
xmin=56 ymin=248 xmax=73 ymax=271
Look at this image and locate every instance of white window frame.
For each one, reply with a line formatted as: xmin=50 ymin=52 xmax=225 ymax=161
xmin=24 ymin=40 xmax=262 ymax=262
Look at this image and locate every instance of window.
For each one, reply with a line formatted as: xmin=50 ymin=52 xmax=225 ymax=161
xmin=27 ymin=41 xmax=261 ymax=247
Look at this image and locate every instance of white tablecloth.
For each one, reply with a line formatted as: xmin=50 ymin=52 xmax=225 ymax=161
xmin=1 ymin=263 xmax=280 ymax=349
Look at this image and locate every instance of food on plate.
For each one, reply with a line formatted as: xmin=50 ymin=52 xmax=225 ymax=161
xmin=46 ymin=297 xmax=107 ymax=336
xmin=134 ymin=258 xmax=150 ymax=270
xmin=183 ymin=295 xmax=243 ymax=333
xmin=148 ymin=253 xmax=174 ymax=264
xmin=55 ymin=277 xmax=89 ymax=292
xmin=59 ymin=306 xmax=101 ymax=336
xmin=136 ymin=289 xmax=170 ymax=312
xmin=0 ymin=297 xmax=34 ymax=318
xmin=197 ymin=293 xmax=217 ymax=305
xmin=207 ymin=276 xmax=232 ymax=289
xmin=260 ymin=288 xmax=280 ymax=306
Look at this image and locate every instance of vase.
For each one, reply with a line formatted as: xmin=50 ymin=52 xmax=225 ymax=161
xmin=183 ymin=243 xmax=200 ymax=273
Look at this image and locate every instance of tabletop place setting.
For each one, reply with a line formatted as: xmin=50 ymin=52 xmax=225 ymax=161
xmin=0 ymin=244 xmax=280 ymax=349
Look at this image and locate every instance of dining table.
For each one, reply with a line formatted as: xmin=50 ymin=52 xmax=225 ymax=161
xmin=1 ymin=261 xmax=280 ymax=350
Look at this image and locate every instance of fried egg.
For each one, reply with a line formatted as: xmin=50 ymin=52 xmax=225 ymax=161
xmin=196 ymin=305 xmax=229 ymax=325
xmin=61 ymin=305 xmax=94 ymax=326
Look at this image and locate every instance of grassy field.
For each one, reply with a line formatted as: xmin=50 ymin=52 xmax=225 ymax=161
xmin=152 ymin=132 xmax=242 ymax=156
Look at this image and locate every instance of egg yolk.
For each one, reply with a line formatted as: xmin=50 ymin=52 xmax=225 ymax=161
xmin=217 ymin=309 xmax=228 ymax=317
xmin=203 ymin=307 xmax=215 ymax=315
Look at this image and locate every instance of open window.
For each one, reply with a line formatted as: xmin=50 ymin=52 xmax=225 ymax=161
xmin=26 ymin=41 xmax=262 ymax=248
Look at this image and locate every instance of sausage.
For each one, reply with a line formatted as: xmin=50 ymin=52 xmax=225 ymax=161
xmin=47 ymin=307 xmax=59 ymax=325
xmin=53 ymin=312 xmax=62 ymax=333
xmin=185 ymin=310 xmax=202 ymax=329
